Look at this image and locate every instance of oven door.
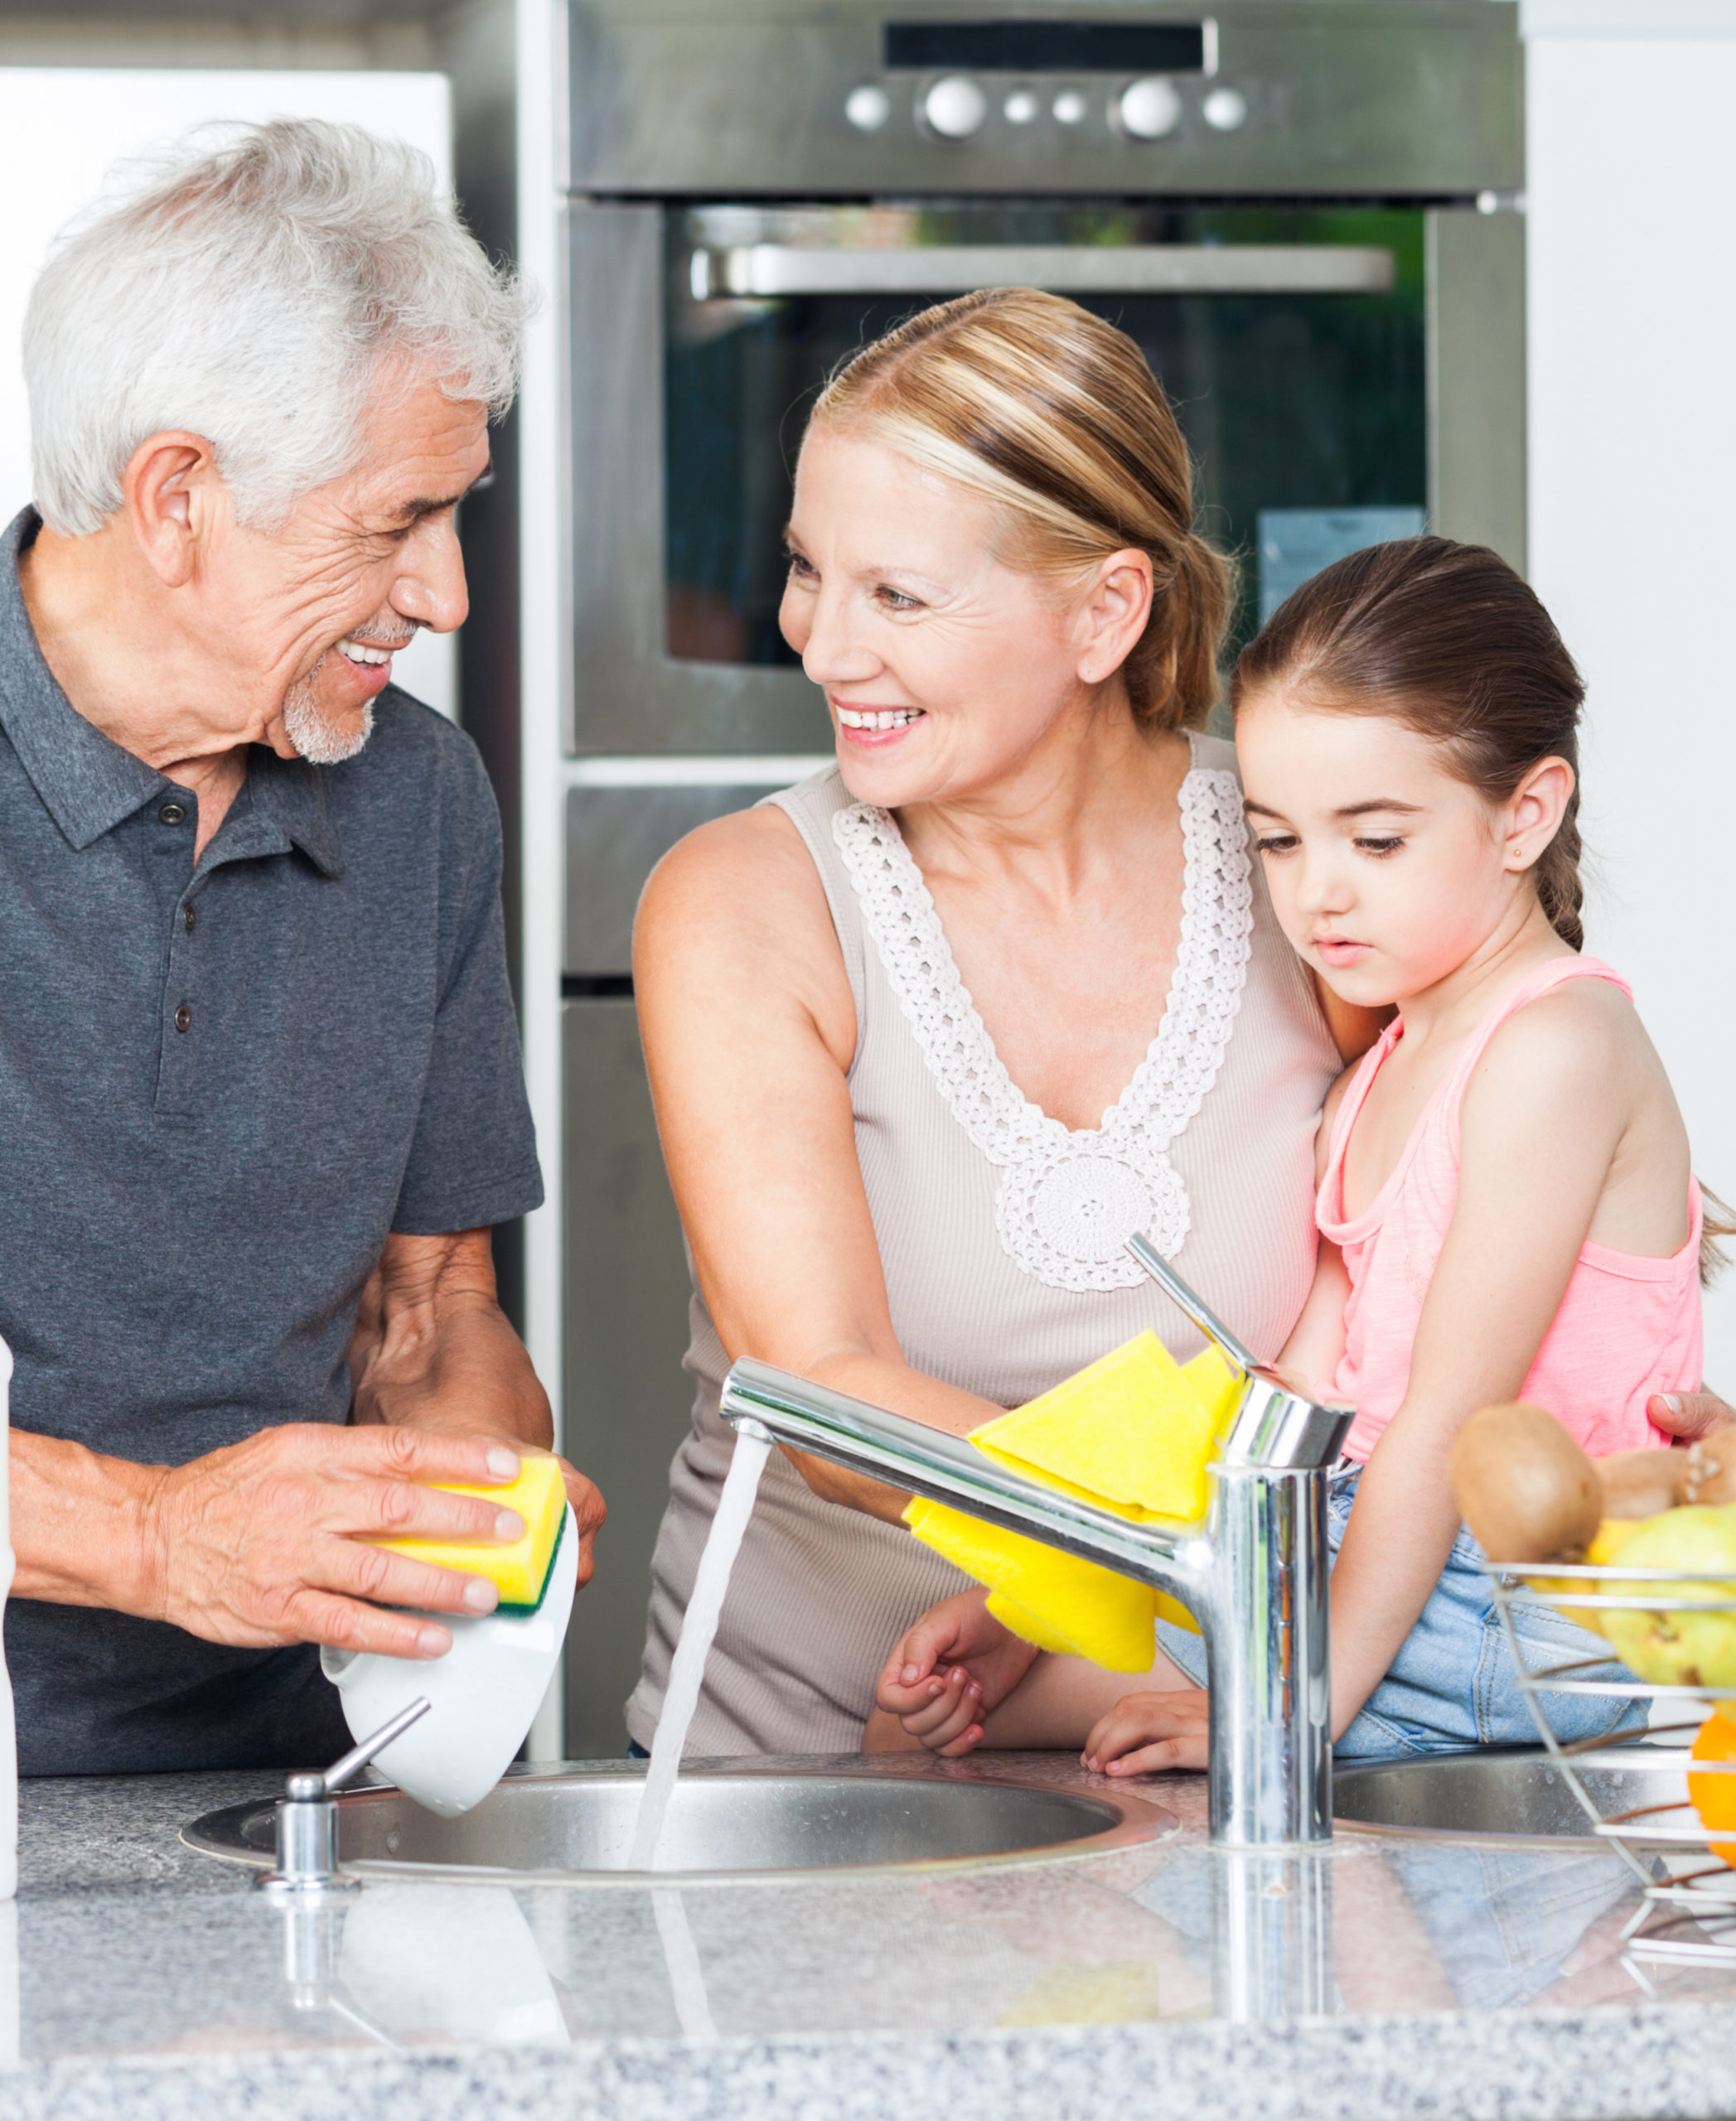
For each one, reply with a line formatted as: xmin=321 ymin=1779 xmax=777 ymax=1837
xmin=568 ymin=198 xmax=1519 ymax=756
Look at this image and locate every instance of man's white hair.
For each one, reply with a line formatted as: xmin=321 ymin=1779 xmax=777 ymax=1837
xmin=24 ymin=117 xmax=524 ymax=537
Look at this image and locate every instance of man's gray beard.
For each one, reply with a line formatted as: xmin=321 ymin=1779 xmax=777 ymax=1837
xmin=282 ymin=652 xmax=376 ymax=766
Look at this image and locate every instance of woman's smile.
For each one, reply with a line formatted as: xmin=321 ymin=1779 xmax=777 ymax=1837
xmin=832 ymin=698 xmax=929 ymax=747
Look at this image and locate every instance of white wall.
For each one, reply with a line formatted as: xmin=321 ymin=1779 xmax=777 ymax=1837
xmin=0 ymin=67 xmax=458 ymax=718
xmin=1526 ymin=27 xmax=1736 ymax=1380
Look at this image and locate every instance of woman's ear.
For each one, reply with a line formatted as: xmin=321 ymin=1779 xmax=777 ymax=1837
xmin=122 ymin=431 xmax=220 ymax=589
xmin=1506 ymin=755 xmax=1576 ymax=872
xmin=1074 ymin=548 xmax=1154 ymax=685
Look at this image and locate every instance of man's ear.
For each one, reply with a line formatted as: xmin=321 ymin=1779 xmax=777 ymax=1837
xmin=122 ymin=432 xmax=220 ymax=589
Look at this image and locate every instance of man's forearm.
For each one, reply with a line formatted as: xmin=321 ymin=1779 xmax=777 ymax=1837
xmin=11 ymin=1428 xmax=163 ymax=1611
xmin=349 ymin=1229 xmax=553 ymax=1448
xmin=355 ymin=1290 xmax=553 ymax=1446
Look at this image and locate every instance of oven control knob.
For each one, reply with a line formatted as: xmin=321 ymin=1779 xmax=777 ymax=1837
xmin=844 ymin=84 xmax=891 ymax=133
xmin=1202 ymin=85 xmax=1249 ymax=131
xmin=921 ymin=74 xmax=988 ymax=139
xmin=1118 ymin=77 xmax=1182 ymax=140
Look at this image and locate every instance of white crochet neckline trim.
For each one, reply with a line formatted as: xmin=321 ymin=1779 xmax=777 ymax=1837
xmin=832 ymin=766 xmax=1253 ymax=1292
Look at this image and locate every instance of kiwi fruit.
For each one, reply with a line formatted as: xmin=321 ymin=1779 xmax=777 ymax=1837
xmin=1451 ymin=1403 xmax=1603 ymax=1566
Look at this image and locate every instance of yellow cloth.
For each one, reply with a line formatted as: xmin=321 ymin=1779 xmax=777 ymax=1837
xmin=905 ymin=1334 xmax=1237 ymax=1670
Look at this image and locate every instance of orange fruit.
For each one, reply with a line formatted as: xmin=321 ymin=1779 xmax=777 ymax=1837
xmin=1689 ymin=1710 xmax=1736 ymax=1867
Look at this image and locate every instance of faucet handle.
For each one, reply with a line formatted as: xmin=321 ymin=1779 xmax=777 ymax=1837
xmin=1124 ymin=1237 xmax=1352 ymax=1471
xmin=1125 ymin=1234 xmax=1258 ymax=1374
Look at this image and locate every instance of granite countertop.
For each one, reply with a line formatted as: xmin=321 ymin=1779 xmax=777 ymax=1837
xmin=3 ymin=1751 xmax=1736 ymax=2121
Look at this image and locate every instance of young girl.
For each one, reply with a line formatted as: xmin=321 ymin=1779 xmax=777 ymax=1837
xmin=873 ymin=536 xmax=1707 ymax=1771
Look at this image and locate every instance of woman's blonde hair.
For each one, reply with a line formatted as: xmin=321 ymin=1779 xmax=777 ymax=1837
xmin=807 ymin=287 xmax=1232 ymax=730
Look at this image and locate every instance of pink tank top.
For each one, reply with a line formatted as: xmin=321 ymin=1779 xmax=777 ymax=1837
xmin=1318 ymin=956 xmax=1701 ymax=1463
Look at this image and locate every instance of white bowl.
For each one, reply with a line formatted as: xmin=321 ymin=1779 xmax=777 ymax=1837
xmin=321 ymin=1503 xmax=578 ymax=1817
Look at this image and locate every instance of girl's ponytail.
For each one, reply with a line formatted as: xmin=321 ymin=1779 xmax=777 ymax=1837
xmin=1535 ymin=788 xmax=1585 ymax=954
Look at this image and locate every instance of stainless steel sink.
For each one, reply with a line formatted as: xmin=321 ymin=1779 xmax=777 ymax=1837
xmin=1334 ymin=1746 xmax=1685 ymax=1844
xmin=184 ymin=1756 xmax=1179 ymax=1885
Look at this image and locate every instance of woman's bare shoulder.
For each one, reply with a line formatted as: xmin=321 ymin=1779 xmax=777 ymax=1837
xmin=634 ymin=803 xmax=853 ymax=1051
xmin=639 ymin=803 xmax=821 ymax=933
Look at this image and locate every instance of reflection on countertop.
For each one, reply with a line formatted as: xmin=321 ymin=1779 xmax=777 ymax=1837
xmin=7 ymin=1751 xmax=1736 ymax=2121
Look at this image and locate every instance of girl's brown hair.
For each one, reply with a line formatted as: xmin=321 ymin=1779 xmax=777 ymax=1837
xmin=809 ymin=287 xmax=1232 ymax=731
xmin=1231 ymin=535 xmax=1587 ymax=950
xmin=1235 ymin=534 xmax=1736 ymax=1284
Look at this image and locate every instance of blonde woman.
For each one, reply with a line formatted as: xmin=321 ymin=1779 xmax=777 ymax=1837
xmin=626 ymin=289 xmax=1376 ymax=1757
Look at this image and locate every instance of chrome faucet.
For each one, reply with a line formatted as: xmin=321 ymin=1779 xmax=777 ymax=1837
xmin=718 ymin=1236 xmax=1352 ymax=1848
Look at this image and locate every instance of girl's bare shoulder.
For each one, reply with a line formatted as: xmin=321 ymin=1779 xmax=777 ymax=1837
xmin=1470 ymin=972 xmax=1681 ymax=1172
xmin=1479 ymin=969 xmax=1653 ymax=1094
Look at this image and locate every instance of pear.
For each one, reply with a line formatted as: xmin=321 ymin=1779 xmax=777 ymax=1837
xmin=1600 ymin=1504 xmax=1736 ymax=1689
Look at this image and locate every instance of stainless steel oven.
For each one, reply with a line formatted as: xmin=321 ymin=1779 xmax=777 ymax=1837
xmin=557 ymin=0 xmax=1523 ymax=1751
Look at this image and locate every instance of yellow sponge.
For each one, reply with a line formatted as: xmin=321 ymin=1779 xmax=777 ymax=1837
xmin=372 ymin=1453 xmax=567 ymax=1614
xmin=905 ymin=1334 xmax=1236 ymax=1670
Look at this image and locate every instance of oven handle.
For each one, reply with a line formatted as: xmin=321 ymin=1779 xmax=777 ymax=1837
xmin=689 ymin=244 xmax=1395 ymax=302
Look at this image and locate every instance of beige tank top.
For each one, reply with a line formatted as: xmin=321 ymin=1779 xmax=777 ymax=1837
xmin=626 ymin=733 xmax=1340 ymax=1756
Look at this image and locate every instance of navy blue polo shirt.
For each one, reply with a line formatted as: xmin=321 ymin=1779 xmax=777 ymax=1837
xmin=0 ymin=510 xmax=543 ymax=1776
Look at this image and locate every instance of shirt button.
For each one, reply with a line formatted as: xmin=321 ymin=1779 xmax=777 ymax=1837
xmin=183 ymin=904 xmax=196 ymax=933
xmin=174 ymin=1003 xmax=192 ymax=1033
xmin=159 ymin=801 xmax=186 ymax=826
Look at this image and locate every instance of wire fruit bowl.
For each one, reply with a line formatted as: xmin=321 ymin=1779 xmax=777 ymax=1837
xmin=1484 ymin=1558 xmax=1736 ymax=1974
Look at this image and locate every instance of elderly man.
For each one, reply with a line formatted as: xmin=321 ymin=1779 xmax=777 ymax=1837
xmin=1 ymin=118 xmax=603 ymax=1774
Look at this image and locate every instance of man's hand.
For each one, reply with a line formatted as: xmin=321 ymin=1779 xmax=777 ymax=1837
xmin=9 ymin=1226 xmax=606 ymax=1658
xmin=347 ymin=1228 xmax=606 ymax=1592
xmin=142 ymin=1423 xmax=542 ymax=1657
xmin=12 ymin=1421 xmax=538 ymax=1659
xmin=1650 ymin=1390 xmax=1736 ymax=1443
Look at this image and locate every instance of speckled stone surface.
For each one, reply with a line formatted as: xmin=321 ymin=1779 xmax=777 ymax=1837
xmin=0 ymin=1755 xmax=1733 ymax=2121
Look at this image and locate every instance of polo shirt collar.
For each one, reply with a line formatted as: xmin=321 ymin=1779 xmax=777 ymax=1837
xmin=0 ymin=510 xmax=166 ymax=849
xmin=245 ymin=749 xmax=345 ymax=879
xmin=0 ymin=507 xmax=344 ymax=877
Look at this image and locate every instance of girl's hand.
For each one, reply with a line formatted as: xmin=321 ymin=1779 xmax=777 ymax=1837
xmin=873 ymin=1662 xmax=987 ymax=1756
xmin=873 ymin=1588 xmax=1041 ymax=1755
xmin=1081 ymin=1686 xmax=1210 ymax=1777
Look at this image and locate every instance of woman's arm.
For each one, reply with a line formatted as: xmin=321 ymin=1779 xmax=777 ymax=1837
xmin=635 ymin=808 xmax=1005 ymax=1521
xmin=1326 ymin=989 xmax=1637 ymax=1734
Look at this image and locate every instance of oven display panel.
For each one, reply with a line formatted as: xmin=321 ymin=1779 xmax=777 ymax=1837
xmin=883 ymin=22 xmax=1210 ymax=74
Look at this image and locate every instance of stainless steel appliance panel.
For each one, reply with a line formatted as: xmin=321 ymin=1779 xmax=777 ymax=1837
xmin=569 ymin=201 xmax=829 ymax=756
xmin=1427 ymin=205 xmax=1526 ymax=572
xmin=563 ymin=998 xmax=697 ymax=1757
xmin=568 ymin=2 xmax=1521 ymax=201
xmin=565 ymin=783 xmax=791 ymax=974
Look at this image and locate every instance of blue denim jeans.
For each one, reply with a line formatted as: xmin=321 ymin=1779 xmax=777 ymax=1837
xmin=1153 ymin=1464 xmax=1644 ymax=1761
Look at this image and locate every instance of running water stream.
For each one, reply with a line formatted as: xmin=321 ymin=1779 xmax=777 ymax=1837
xmin=626 ymin=1428 xmax=774 ymax=1870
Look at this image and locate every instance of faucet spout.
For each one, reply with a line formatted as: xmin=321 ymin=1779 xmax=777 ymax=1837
xmin=720 ymin=1358 xmax=1211 ymax=1614
xmin=719 ymin=1252 xmax=1353 ymax=1849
